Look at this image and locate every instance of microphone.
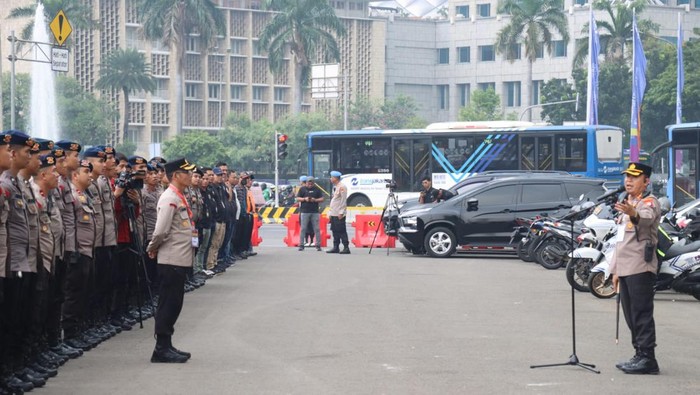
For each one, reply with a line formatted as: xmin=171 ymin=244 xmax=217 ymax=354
xmin=597 ymin=185 xmax=625 ymax=202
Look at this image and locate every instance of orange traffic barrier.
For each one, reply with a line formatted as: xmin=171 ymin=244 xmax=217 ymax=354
xmin=351 ymin=214 xmax=396 ymax=248
xmin=283 ymin=214 xmax=331 ymax=247
xmin=251 ymin=214 xmax=263 ymax=246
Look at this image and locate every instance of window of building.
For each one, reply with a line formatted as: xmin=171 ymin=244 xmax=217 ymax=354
xmin=349 ymin=1 xmax=356 ymax=10
xmin=457 ymin=83 xmax=470 ymax=107
xmin=230 ymin=85 xmax=244 ymax=101
xmin=126 ymin=27 xmax=143 ymax=50
xmin=456 ymin=5 xmax=469 ymax=17
xmin=479 ymin=45 xmax=495 ymax=61
xmin=185 ymin=83 xmax=199 ymax=99
xmin=532 ymin=80 xmax=543 ymax=105
xmin=553 ymin=40 xmax=567 ymax=57
xmin=208 ymin=84 xmax=221 ymax=100
xmin=253 ymin=86 xmax=266 ymax=102
xmin=230 ymin=39 xmax=245 ymax=55
xmin=274 ymin=87 xmax=286 ymax=102
xmin=506 ymin=43 xmax=521 ymax=60
xmin=151 ymin=129 xmax=164 ymax=144
xmin=575 ymin=0 xmax=588 ymax=5
xmin=505 ymin=81 xmax=521 ymax=107
xmin=186 ymin=36 xmax=197 ymax=52
xmin=438 ymin=48 xmax=449 ymax=64
xmin=457 ymin=46 xmax=470 ymax=63
xmin=154 ymin=79 xmax=168 ymax=99
xmin=478 ymin=82 xmax=495 ymax=91
xmin=438 ymin=85 xmax=449 ymax=110
xmin=678 ymin=0 xmax=689 ymax=4
xmin=535 ymin=44 xmax=544 ymax=59
xmin=126 ymin=129 xmax=139 ymax=143
xmin=252 ymin=41 xmax=264 ymax=56
xmin=477 ymin=3 xmax=490 ymax=18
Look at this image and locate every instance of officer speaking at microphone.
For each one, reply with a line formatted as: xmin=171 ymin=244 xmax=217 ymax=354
xmin=146 ymin=158 xmax=196 ymax=363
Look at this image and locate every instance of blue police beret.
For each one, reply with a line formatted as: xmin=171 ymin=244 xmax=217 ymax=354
xmin=128 ymin=156 xmax=147 ymax=166
xmin=299 ymin=175 xmax=308 ymax=182
xmin=3 ymin=130 xmax=34 ymax=147
xmin=55 ymin=140 xmax=81 ymax=152
xmin=212 ymin=167 xmax=223 ymax=175
xmin=82 ymin=146 xmax=106 ymax=159
xmin=34 ymin=138 xmax=55 ymax=151
xmin=330 ymin=171 xmax=342 ymax=178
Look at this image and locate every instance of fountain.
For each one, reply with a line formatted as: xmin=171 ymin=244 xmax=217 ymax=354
xmin=30 ymin=2 xmax=60 ymax=141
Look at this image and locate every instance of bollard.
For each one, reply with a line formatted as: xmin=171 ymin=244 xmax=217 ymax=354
xmin=283 ymin=214 xmax=301 ymax=247
xmin=251 ymin=214 xmax=263 ymax=246
xmin=351 ymin=214 xmax=396 ymax=248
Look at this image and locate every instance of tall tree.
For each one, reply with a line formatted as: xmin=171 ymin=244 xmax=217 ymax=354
xmin=495 ymin=0 xmax=569 ymax=120
xmin=572 ymin=0 xmax=658 ymax=68
xmin=138 ymin=0 xmax=226 ymax=132
xmin=95 ymin=48 xmax=157 ymax=140
xmin=57 ymin=76 xmax=116 ymax=145
xmin=258 ymin=0 xmax=346 ymax=114
xmin=7 ymin=0 xmax=95 ymax=42
xmin=459 ymin=88 xmax=502 ymax=121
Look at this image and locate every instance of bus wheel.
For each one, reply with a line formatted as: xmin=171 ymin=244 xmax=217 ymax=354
xmin=348 ymin=195 xmax=371 ymax=207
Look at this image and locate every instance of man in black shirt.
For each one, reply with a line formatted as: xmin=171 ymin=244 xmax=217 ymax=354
xmin=418 ymin=176 xmax=439 ymax=204
xmin=296 ymin=177 xmax=324 ymax=251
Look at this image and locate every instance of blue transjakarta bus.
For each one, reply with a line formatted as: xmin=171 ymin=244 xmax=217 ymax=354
xmin=663 ymin=122 xmax=700 ymax=206
xmin=307 ymin=121 xmax=624 ymax=207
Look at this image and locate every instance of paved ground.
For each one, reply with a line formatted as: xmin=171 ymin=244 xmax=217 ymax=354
xmin=44 ymin=245 xmax=698 ymax=394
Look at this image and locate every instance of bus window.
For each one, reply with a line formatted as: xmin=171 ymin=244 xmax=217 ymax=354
xmin=338 ymin=138 xmax=391 ymax=174
xmin=596 ymin=129 xmax=622 ymax=162
xmin=431 ymin=136 xmax=478 ymax=172
xmin=485 ymin=135 xmax=518 ymax=171
xmin=556 ymin=134 xmax=586 ymax=172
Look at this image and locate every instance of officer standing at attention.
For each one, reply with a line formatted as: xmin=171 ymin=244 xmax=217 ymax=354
xmin=146 ymin=158 xmax=196 ymax=363
xmin=610 ymin=162 xmax=661 ymax=375
xmin=327 ymin=171 xmax=350 ymax=254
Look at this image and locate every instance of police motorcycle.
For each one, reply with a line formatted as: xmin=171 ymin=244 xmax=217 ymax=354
xmin=510 ymin=217 xmax=546 ymax=262
xmin=586 ymin=200 xmax=700 ymax=301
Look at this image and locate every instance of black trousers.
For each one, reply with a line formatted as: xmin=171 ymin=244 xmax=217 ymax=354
xmin=330 ymin=216 xmax=349 ymax=248
xmin=47 ymin=257 xmax=66 ymax=345
xmin=62 ymin=254 xmax=91 ymax=338
xmin=232 ymin=214 xmax=250 ymax=254
xmin=111 ymin=244 xmax=136 ymax=319
xmin=93 ymin=247 xmax=114 ymax=323
xmin=2 ymin=273 xmax=35 ymax=369
xmin=29 ymin=266 xmax=50 ymax=356
xmin=154 ymin=265 xmax=187 ymax=339
xmin=620 ymin=271 xmax=657 ymax=354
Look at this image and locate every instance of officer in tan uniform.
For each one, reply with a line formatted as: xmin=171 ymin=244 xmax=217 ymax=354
xmin=610 ymin=162 xmax=661 ymax=375
xmin=146 ymin=158 xmax=196 ymax=363
xmin=63 ymin=160 xmax=96 ymax=350
xmin=96 ymin=145 xmax=119 ymax=330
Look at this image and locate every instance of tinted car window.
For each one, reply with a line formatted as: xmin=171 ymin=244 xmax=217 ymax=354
xmin=470 ymin=185 xmax=517 ymax=206
xmin=564 ymin=181 xmax=606 ymax=203
xmin=521 ymin=183 xmax=564 ymax=204
xmin=455 ymin=181 xmax=489 ymax=195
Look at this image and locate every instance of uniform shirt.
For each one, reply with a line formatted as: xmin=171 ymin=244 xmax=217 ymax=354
xmin=72 ymin=186 xmax=96 ymax=258
xmin=186 ymin=186 xmax=203 ymax=225
xmin=0 ymin=186 xmax=9 ymax=277
xmin=329 ymin=182 xmax=348 ymax=217
xmin=610 ymin=194 xmax=661 ymax=277
xmin=419 ymin=187 xmax=439 ymax=204
xmin=87 ymin=180 xmax=105 ymax=248
xmin=143 ymin=186 xmax=160 ymax=241
xmin=297 ymin=185 xmax=323 ymax=214
xmin=146 ymin=186 xmax=194 ymax=268
xmin=48 ymin=189 xmax=65 ymax=259
xmin=98 ymin=176 xmax=117 ymax=247
xmin=58 ymin=175 xmax=77 ymax=253
xmin=18 ymin=174 xmax=40 ymax=273
xmin=0 ymin=171 xmax=30 ymax=272
xmin=35 ymin=185 xmax=56 ymax=272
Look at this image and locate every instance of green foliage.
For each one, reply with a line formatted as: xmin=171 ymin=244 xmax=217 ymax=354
xmin=7 ymin=0 xmax=97 ymax=44
xmin=116 ymin=141 xmax=137 ymax=157
xmin=539 ymin=75 xmax=584 ymax=125
xmin=56 ymin=76 xmax=116 ymax=145
xmin=162 ymin=131 xmax=228 ymax=167
xmin=344 ymin=95 xmax=425 ymax=129
xmin=1 ymin=73 xmax=30 ymax=131
xmin=459 ymin=88 xmax=502 ymax=121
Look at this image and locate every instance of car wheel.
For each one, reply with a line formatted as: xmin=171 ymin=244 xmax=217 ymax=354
xmin=348 ymin=195 xmax=372 ymax=207
xmin=424 ymin=227 xmax=456 ymax=258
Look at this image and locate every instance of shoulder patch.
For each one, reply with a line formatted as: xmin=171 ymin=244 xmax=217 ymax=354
xmin=169 ymin=203 xmax=178 ymax=209
xmin=642 ymin=197 xmax=655 ymax=207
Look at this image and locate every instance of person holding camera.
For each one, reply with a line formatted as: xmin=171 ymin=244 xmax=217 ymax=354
xmin=610 ymin=162 xmax=661 ymax=375
xmin=418 ymin=176 xmax=439 ymax=204
xmin=296 ymin=176 xmax=324 ymax=251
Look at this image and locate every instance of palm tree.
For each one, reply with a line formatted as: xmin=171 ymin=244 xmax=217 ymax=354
xmin=7 ymin=0 xmax=95 ymax=43
xmin=495 ymin=0 xmax=569 ymax=120
xmin=138 ymin=0 xmax=226 ymax=133
xmin=95 ymin=48 xmax=157 ymax=140
xmin=573 ymin=0 xmax=659 ymax=68
xmin=258 ymin=0 xmax=346 ymax=114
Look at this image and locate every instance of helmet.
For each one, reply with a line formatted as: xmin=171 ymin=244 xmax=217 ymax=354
xmin=658 ymin=196 xmax=671 ymax=215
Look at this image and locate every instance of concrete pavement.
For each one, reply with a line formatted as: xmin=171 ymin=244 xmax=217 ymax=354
xmin=44 ymin=247 xmax=698 ymax=394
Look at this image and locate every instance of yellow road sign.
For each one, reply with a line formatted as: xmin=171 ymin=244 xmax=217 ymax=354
xmin=49 ymin=10 xmax=72 ymax=46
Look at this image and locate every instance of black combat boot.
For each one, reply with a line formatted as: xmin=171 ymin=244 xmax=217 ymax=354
xmin=151 ymin=336 xmax=188 ymax=363
xmin=339 ymin=246 xmax=351 ymax=254
xmin=326 ymin=245 xmax=340 ymax=254
xmin=620 ymin=349 xmax=659 ymax=375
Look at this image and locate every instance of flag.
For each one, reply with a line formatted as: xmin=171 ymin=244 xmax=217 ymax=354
xmin=629 ymin=13 xmax=647 ymax=163
xmin=676 ymin=13 xmax=683 ymax=125
xmin=586 ymin=7 xmax=600 ymax=125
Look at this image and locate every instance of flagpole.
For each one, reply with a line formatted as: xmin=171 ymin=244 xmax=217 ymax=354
xmin=586 ymin=6 xmax=593 ymax=124
xmin=676 ymin=11 xmax=683 ymax=125
xmin=631 ymin=9 xmax=637 ymax=162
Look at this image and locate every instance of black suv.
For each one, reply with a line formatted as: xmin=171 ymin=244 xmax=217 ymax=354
xmin=397 ymin=176 xmax=607 ymax=258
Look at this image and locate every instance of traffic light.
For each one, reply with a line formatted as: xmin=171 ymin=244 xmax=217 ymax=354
xmin=277 ymin=133 xmax=288 ymax=160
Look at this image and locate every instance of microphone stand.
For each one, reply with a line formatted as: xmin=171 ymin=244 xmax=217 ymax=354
xmin=530 ymin=205 xmax=600 ymax=374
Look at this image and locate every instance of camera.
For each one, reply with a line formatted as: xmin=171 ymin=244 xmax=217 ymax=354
xmin=385 ymin=179 xmax=397 ymax=192
xmin=116 ymin=170 xmax=144 ymax=190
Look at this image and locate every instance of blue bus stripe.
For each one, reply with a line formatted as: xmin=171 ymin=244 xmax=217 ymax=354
xmin=431 ymin=145 xmax=458 ymax=173
xmin=462 ymin=136 xmax=499 ymax=175
xmin=473 ymin=134 xmax=515 ymax=173
xmin=456 ymin=134 xmax=494 ymax=174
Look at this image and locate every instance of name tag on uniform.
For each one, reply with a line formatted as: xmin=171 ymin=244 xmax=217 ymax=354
xmin=191 ymin=228 xmax=199 ymax=247
xmin=616 ymin=224 xmax=625 ymax=242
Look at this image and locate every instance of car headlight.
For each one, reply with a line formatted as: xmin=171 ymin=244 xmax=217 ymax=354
xmin=402 ymin=216 xmax=417 ymax=226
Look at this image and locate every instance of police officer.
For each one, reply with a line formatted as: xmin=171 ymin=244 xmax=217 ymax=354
xmin=146 ymin=158 xmax=196 ymax=363
xmin=95 ymin=145 xmax=119 ymax=333
xmin=327 ymin=171 xmax=350 ymax=254
xmin=611 ymin=162 xmax=661 ymax=375
xmin=418 ymin=176 xmax=439 ymax=204
xmin=186 ymin=166 xmax=206 ymax=287
xmin=143 ymin=163 xmax=161 ymax=295
xmin=206 ymin=167 xmax=226 ymax=271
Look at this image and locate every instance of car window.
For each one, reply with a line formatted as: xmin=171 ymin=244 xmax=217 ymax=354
xmin=520 ymin=183 xmax=564 ymax=204
xmin=455 ymin=181 xmax=489 ymax=195
xmin=564 ymin=182 xmax=605 ymax=203
xmin=470 ymin=185 xmax=517 ymax=206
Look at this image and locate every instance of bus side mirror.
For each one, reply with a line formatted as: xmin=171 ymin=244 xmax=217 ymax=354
xmin=467 ymin=198 xmax=479 ymax=211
